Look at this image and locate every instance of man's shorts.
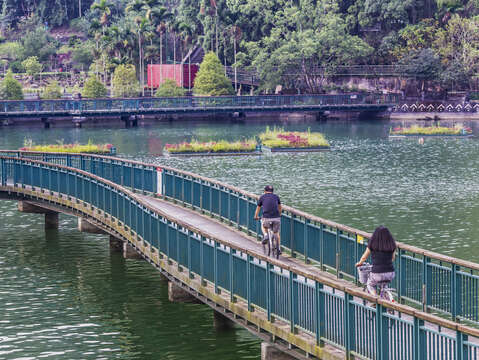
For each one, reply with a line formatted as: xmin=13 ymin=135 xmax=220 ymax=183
xmin=261 ymin=218 xmax=281 ymax=233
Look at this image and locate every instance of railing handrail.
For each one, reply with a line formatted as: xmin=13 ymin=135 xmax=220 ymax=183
xmin=0 ymin=93 xmax=397 ymax=105
xmin=2 ymin=153 xmax=479 ymax=340
xmin=2 ymin=150 xmax=477 ymax=272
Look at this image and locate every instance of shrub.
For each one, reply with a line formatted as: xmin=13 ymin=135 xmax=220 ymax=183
xmin=42 ymin=80 xmax=62 ymax=99
xmin=156 ymin=79 xmax=186 ymax=97
xmin=112 ymin=64 xmax=139 ymax=98
xmin=0 ymin=70 xmax=23 ymax=100
xmin=21 ymin=56 xmax=43 ymax=77
xmin=83 ymin=76 xmax=108 ymax=98
xmin=193 ymin=52 xmax=234 ymax=96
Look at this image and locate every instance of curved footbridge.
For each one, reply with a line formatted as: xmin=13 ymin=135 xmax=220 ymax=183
xmin=1 ymin=151 xmax=479 ymax=360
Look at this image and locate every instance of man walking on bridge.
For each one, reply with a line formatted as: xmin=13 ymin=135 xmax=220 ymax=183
xmin=254 ymin=185 xmax=282 ymax=250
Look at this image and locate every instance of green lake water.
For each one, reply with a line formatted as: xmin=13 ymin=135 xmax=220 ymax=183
xmin=0 ymin=118 xmax=478 ymax=359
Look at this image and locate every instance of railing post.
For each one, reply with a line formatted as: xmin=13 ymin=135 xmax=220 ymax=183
xmin=290 ymin=213 xmax=295 ymax=257
xmin=315 ymin=281 xmax=325 ymax=346
xmin=246 ymin=254 xmax=252 ymax=311
xmin=344 ymin=293 xmax=355 ymax=359
xmin=214 ymin=241 xmax=219 ymax=294
xmin=304 ymin=219 xmax=309 ymax=263
xmin=452 ymin=264 xmax=462 ymax=320
xmin=229 ymin=248 xmax=235 ymax=302
xmin=376 ymin=304 xmax=389 ymax=360
xmin=422 ymin=256 xmax=431 ymax=312
xmin=289 ymin=272 xmax=297 ymax=333
xmin=319 ymin=223 xmax=324 ymax=270
xmin=166 ymin=220 xmax=170 ymax=262
xmin=187 ymin=231 xmax=192 ymax=279
xmin=200 ymin=236 xmax=205 ymax=286
xmin=336 ymin=228 xmax=340 ymax=277
xmin=1 ymin=158 xmax=5 ymax=186
xmin=266 ymin=262 xmax=272 ymax=321
xmin=413 ymin=317 xmax=426 ymax=360
xmin=456 ymin=331 xmax=465 ymax=360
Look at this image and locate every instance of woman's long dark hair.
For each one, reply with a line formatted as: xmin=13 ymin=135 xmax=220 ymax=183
xmin=368 ymin=226 xmax=396 ymax=252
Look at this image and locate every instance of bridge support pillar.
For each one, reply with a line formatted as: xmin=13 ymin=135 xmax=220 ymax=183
xmin=213 ymin=310 xmax=234 ymax=330
xmin=18 ymin=201 xmax=59 ymax=230
xmin=261 ymin=343 xmax=295 ymax=360
xmin=168 ymin=281 xmax=198 ymax=303
xmin=109 ymin=236 xmax=123 ymax=252
xmin=78 ymin=218 xmax=107 ymax=234
xmin=123 ymin=242 xmax=142 ymax=259
xmin=45 ymin=213 xmax=59 ymax=230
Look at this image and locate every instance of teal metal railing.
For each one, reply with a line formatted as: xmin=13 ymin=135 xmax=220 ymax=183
xmin=2 ymin=151 xmax=479 ymax=326
xmin=1 ymin=155 xmax=479 ymax=359
xmin=0 ymin=94 xmax=398 ymax=115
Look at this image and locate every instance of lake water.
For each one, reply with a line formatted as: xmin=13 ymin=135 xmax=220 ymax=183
xmin=0 ymin=118 xmax=478 ymax=359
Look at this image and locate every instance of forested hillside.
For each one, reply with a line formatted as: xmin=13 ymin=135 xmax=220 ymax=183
xmin=1 ymin=0 xmax=478 ymax=93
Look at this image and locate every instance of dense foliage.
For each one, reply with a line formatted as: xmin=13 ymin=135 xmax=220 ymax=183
xmin=193 ymin=52 xmax=233 ymax=95
xmin=156 ymin=78 xmax=186 ymax=96
xmin=42 ymin=80 xmax=63 ymax=99
xmin=112 ymin=63 xmax=139 ymax=97
xmin=82 ymin=76 xmax=107 ymax=97
xmin=2 ymin=0 xmax=479 ymax=92
xmin=0 ymin=70 xmax=23 ymax=99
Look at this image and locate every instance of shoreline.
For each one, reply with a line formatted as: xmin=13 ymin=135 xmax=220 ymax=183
xmin=389 ymin=112 xmax=479 ymax=121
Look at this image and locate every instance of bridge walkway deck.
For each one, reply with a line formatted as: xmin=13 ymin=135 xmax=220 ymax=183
xmin=139 ymin=194 xmax=479 ymax=353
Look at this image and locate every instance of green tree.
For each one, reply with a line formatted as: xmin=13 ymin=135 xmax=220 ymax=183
xmin=22 ymin=27 xmax=57 ymax=63
xmin=112 ymin=64 xmax=139 ymax=97
xmin=156 ymin=78 xmax=186 ymax=96
xmin=0 ymin=70 xmax=23 ymax=100
xmin=434 ymin=14 xmax=479 ymax=80
xmin=21 ymin=56 xmax=43 ymax=76
xmin=42 ymin=80 xmax=62 ymax=99
xmin=193 ymin=52 xmax=233 ymax=96
xmin=241 ymin=0 xmax=373 ymax=93
xmin=72 ymin=41 xmax=95 ymax=70
xmin=401 ymin=48 xmax=442 ymax=91
xmin=83 ymin=76 xmax=108 ymax=98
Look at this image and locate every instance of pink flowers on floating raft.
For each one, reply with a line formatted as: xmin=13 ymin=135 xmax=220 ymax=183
xmin=164 ymin=139 xmax=257 ymax=153
xmin=259 ymin=127 xmax=330 ymax=148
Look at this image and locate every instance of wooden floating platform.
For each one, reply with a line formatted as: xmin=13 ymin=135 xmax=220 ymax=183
xmin=261 ymin=146 xmax=331 ymax=153
xmin=164 ymin=150 xmax=262 ymax=157
xmin=389 ymin=134 xmax=473 ymax=139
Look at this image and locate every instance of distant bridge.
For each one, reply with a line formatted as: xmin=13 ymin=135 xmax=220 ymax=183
xmin=1 ymin=151 xmax=478 ymax=359
xmin=0 ymin=94 xmax=397 ymax=124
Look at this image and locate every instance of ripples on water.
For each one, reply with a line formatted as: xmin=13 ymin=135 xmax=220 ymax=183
xmin=0 ymin=120 xmax=478 ymax=358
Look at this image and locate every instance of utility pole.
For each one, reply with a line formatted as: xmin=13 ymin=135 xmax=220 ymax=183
xmin=79 ymin=0 xmax=82 ymax=17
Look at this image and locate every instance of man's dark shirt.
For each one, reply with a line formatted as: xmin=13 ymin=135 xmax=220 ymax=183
xmin=258 ymin=193 xmax=281 ymax=218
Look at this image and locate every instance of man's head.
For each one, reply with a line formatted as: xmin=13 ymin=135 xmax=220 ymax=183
xmin=264 ymin=185 xmax=274 ymax=193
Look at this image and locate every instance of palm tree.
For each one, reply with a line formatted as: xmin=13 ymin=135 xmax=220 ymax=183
xmin=230 ymin=25 xmax=242 ymax=93
xmin=91 ymin=0 xmax=112 ymax=35
xmin=179 ymin=22 xmax=194 ymax=91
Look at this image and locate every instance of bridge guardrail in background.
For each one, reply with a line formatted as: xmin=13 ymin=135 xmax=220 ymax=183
xmin=2 ymin=150 xmax=478 ymax=326
xmin=1 ymin=154 xmax=479 ymax=360
xmin=0 ymin=94 xmax=399 ymax=115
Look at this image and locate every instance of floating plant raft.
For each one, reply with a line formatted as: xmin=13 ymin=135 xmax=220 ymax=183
xmin=390 ymin=125 xmax=473 ymax=138
xmin=163 ymin=139 xmax=260 ymax=156
xmin=20 ymin=142 xmax=116 ymax=154
xmin=259 ymin=128 xmax=330 ymax=152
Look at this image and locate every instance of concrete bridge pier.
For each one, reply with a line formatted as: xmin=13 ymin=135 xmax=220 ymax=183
xmin=109 ymin=235 xmax=123 ymax=253
xmin=261 ymin=343 xmax=295 ymax=360
xmin=168 ymin=281 xmax=198 ymax=303
xmin=18 ymin=201 xmax=59 ymax=229
xmin=213 ymin=310 xmax=234 ymax=330
xmin=123 ymin=242 xmax=142 ymax=259
xmin=78 ymin=218 xmax=107 ymax=234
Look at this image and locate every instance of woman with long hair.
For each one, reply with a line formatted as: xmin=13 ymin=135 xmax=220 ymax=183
xmin=355 ymin=226 xmax=397 ymax=296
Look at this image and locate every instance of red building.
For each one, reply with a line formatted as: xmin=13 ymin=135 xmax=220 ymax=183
xmin=147 ymin=64 xmax=199 ymax=89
